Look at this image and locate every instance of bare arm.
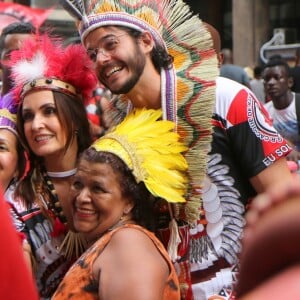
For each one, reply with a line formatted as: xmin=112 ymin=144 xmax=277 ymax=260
xmin=93 ymin=228 xmax=170 ymax=300
xmin=249 ymin=157 xmax=293 ymax=193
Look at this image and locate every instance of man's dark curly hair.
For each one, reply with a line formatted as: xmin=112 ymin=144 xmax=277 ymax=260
xmin=119 ymin=26 xmax=174 ymax=72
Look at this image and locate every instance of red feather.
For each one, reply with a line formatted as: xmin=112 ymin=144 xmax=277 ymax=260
xmin=51 ymin=217 xmax=67 ymax=238
xmin=8 ymin=33 xmax=98 ymax=105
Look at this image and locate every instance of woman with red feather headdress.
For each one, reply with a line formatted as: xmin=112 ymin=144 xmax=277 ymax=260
xmin=7 ymin=33 xmax=98 ymax=299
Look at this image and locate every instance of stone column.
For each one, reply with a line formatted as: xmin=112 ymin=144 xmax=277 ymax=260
xmin=232 ymin=0 xmax=269 ymax=68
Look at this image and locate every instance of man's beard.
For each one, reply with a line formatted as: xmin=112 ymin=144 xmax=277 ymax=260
xmin=101 ymin=45 xmax=146 ymax=95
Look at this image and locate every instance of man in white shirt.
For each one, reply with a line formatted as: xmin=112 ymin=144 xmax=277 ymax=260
xmin=263 ymin=58 xmax=300 ymax=163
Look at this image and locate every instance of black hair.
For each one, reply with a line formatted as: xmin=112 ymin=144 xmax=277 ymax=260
xmin=0 ymin=22 xmax=36 ymax=53
xmin=16 ymin=139 xmax=27 ymax=182
xmin=0 ymin=22 xmax=37 ymax=94
xmin=253 ymin=66 xmax=263 ymax=77
xmin=263 ymin=59 xmax=291 ymax=77
xmin=119 ymin=26 xmax=174 ymax=72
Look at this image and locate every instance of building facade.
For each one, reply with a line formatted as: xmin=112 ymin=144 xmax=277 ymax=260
xmin=3 ymin=0 xmax=300 ymax=68
xmin=186 ymin=0 xmax=300 ymax=68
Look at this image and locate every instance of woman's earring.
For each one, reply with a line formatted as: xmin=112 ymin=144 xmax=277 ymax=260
xmin=123 ymin=204 xmax=133 ymax=215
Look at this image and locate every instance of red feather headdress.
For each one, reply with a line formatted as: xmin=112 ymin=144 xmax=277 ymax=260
xmin=8 ymin=34 xmax=98 ymax=104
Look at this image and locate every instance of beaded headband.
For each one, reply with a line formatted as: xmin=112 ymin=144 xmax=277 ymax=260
xmin=21 ymin=78 xmax=77 ymax=99
xmin=79 ymin=12 xmax=166 ymax=49
xmin=60 ymin=0 xmax=167 ymax=47
xmin=0 ymin=93 xmax=18 ymax=136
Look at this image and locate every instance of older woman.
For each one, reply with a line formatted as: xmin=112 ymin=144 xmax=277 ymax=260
xmin=8 ymin=33 xmax=98 ymax=298
xmin=52 ymin=109 xmax=188 ymax=300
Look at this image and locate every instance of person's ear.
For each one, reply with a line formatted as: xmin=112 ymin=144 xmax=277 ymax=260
xmin=218 ymin=53 xmax=224 ymax=68
xmin=123 ymin=201 xmax=134 ymax=215
xmin=139 ymin=31 xmax=155 ymax=53
xmin=288 ymin=76 xmax=294 ymax=89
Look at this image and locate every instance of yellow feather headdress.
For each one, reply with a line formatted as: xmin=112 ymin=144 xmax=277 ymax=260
xmin=92 ymin=108 xmax=188 ymax=203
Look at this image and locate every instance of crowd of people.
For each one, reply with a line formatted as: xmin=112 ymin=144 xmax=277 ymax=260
xmin=1 ymin=0 xmax=300 ymax=299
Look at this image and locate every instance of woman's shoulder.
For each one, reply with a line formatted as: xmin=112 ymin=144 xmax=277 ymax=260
xmin=96 ymin=224 xmax=169 ymax=275
xmin=106 ymin=224 xmax=171 ymax=267
xmin=103 ymin=224 xmax=161 ymax=256
xmin=110 ymin=224 xmax=154 ymax=245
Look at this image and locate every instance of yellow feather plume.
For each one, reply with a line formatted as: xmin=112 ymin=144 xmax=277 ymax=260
xmin=92 ymin=108 xmax=188 ymax=203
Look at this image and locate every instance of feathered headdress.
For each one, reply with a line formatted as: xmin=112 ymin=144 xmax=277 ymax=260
xmin=0 ymin=93 xmax=18 ymax=136
xmin=8 ymin=34 xmax=98 ymax=104
xmin=92 ymin=108 xmax=188 ymax=203
xmin=61 ymin=0 xmax=219 ymax=225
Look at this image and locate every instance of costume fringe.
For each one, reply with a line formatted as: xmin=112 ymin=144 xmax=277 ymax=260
xmin=59 ymin=231 xmax=88 ymax=260
xmin=172 ymin=18 xmax=218 ymax=225
xmin=167 ymin=218 xmax=181 ymax=262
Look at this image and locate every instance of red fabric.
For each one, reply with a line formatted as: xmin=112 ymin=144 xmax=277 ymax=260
xmin=0 ymin=187 xmax=39 ymax=300
xmin=0 ymin=2 xmax=52 ymax=33
xmin=87 ymin=112 xmax=100 ymax=126
xmin=86 ymin=95 xmax=101 ymax=126
xmin=51 ymin=217 xmax=67 ymax=237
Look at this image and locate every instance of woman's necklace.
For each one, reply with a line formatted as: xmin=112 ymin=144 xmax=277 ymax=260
xmin=42 ymin=167 xmax=87 ymax=258
xmin=42 ymin=168 xmax=67 ymax=224
xmin=47 ymin=168 xmax=77 ymax=178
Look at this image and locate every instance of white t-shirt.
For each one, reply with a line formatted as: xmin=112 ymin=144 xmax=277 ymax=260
xmin=264 ymin=93 xmax=300 ymax=150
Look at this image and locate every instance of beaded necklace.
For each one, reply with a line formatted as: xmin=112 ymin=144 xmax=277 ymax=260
xmin=41 ymin=166 xmax=87 ymax=259
xmin=42 ymin=167 xmax=68 ymax=226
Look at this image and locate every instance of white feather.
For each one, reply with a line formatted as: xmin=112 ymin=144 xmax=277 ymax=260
xmin=12 ymin=51 xmax=47 ymax=84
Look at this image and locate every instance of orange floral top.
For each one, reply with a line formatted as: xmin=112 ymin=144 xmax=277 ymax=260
xmin=52 ymin=224 xmax=180 ymax=300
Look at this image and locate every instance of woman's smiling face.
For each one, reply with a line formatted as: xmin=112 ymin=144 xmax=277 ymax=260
xmin=70 ymin=159 xmax=133 ymax=242
xmin=21 ymin=90 xmax=67 ymax=158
